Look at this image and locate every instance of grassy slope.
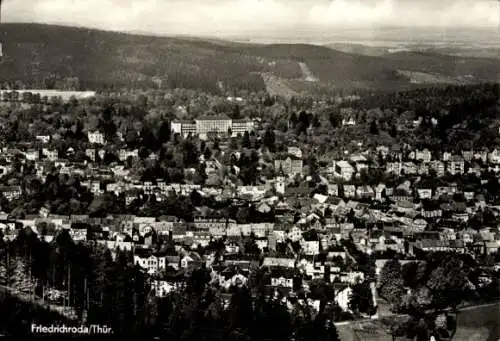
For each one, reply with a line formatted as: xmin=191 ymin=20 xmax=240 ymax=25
xmin=1 ymin=23 xmax=499 ymax=94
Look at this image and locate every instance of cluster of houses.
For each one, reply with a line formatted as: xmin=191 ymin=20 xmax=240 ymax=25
xmin=0 ymin=122 xmax=499 ymax=318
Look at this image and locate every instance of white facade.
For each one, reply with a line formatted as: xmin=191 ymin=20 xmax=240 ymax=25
xmin=134 ymin=255 xmax=167 ymax=275
xmin=88 ymin=131 xmax=105 ymax=145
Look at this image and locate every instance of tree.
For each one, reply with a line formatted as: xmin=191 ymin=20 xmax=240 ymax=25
xmin=378 ymin=259 xmax=406 ymax=310
xmin=263 ymin=128 xmax=276 ymax=152
xmin=349 ymin=281 xmax=376 ymax=316
xmin=312 ymin=115 xmax=321 ymax=128
xmin=370 ymin=120 xmax=379 ymax=135
xmin=328 ymin=109 xmax=342 ymax=128
xmin=241 ymin=131 xmax=251 ymax=149
xmin=426 ymin=256 xmax=469 ymax=309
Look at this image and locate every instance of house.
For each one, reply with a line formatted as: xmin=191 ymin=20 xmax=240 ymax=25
xmin=402 ymin=162 xmax=417 ymax=174
xmin=429 ymin=161 xmax=445 ymax=177
xmin=262 ymin=257 xmax=295 ymax=269
xmin=0 ymin=186 xmax=22 ymax=201
xmin=328 ymin=184 xmax=339 ymax=197
xmin=287 ymin=147 xmax=303 ymax=159
xmin=24 ymin=149 xmax=39 ymax=161
xmin=333 ymin=161 xmax=355 ymax=181
xmin=415 ymin=149 xmax=432 ymax=163
xmin=442 ymin=151 xmax=452 ymax=162
xmin=218 ymin=272 xmax=249 ymax=290
xmin=334 ymin=285 xmax=353 ymax=312
xmin=417 ymin=188 xmax=432 ymax=200
xmin=119 ymin=149 xmax=139 ymax=161
xmin=134 ymin=253 xmax=167 ymax=275
xmin=414 ymin=239 xmax=451 ymax=253
xmin=374 ymin=184 xmax=386 ymax=201
xmin=151 ymin=279 xmax=183 ymax=297
xmin=274 ymin=156 xmax=303 ymax=177
xmin=386 ymin=162 xmax=402 ymax=176
xmin=343 ymin=185 xmax=356 ymax=199
xmin=447 ymin=156 xmax=465 ymax=175
xmin=340 ymin=271 xmax=364 ymax=284
xmin=88 ymin=131 xmax=105 ymax=145
xmin=35 ymin=135 xmax=51 ymax=144
xmin=301 ymin=240 xmax=320 ymax=256
xmin=42 ymin=148 xmax=58 ymax=161
xmin=356 ymin=186 xmax=374 ymax=199
xmin=489 ymin=149 xmax=500 ymax=164
xmin=85 ymin=149 xmax=96 ymax=161
xmin=342 ymin=117 xmax=356 ymax=126
xmin=270 ymin=268 xmax=295 ymax=288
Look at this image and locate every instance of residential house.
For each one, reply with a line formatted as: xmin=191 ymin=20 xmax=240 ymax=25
xmin=0 ymin=186 xmax=22 ymax=201
xmin=415 ymin=149 xmax=432 ymax=163
xmin=88 ymin=131 xmax=105 ymax=145
xmin=334 ymin=161 xmax=355 ymax=181
xmin=42 ymin=148 xmax=58 ymax=161
xmin=24 ymin=149 xmax=39 ymax=161
xmin=343 ymin=185 xmax=356 ymax=199
xmin=356 ymin=186 xmax=374 ymax=199
xmin=429 ymin=160 xmax=445 ymax=177
xmin=262 ymin=257 xmax=295 ymax=269
xmin=417 ymin=188 xmax=432 ymax=200
xmin=386 ymin=162 xmax=402 ymax=176
xmin=134 ymin=253 xmax=167 ymax=275
xmin=274 ymin=156 xmax=303 ymax=177
xmin=270 ymin=268 xmax=296 ymax=288
xmin=374 ymin=184 xmax=386 ymax=201
xmin=447 ymin=156 xmax=465 ymax=175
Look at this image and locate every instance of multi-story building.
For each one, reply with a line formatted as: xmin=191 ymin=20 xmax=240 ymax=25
xmin=195 ymin=116 xmax=232 ymax=139
xmin=447 ymin=156 xmax=465 ymax=175
xmin=334 ymin=160 xmax=355 ymax=181
xmin=171 ymin=116 xmax=253 ymax=140
xmin=231 ymin=119 xmax=254 ymax=137
xmin=134 ymin=254 xmax=167 ymax=275
xmin=275 ymin=156 xmax=303 ymax=177
xmin=171 ymin=120 xmax=196 ymax=137
xmin=88 ymin=131 xmax=105 ymax=145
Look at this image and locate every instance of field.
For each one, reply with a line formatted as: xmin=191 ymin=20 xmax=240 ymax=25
xmin=339 ymin=302 xmax=500 ymax=341
xmin=454 ymin=303 xmax=500 ymax=341
xmin=0 ymin=23 xmax=500 ymax=94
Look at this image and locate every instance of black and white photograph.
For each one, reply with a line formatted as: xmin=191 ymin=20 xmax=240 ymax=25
xmin=0 ymin=0 xmax=499 ymax=339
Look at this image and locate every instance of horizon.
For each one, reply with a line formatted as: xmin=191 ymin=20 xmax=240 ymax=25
xmin=2 ymin=0 xmax=499 ymax=40
xmin=2 ymin=22 xmax=499 ymax=47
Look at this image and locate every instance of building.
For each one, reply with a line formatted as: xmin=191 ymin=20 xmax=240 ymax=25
xmin=275 ymin=156 xmax=303 ymax=177
xmin=88 ymin=131 xmax=105 ymax=145
xmin=334 ymin=161 xmax=355 ymax=181
xmin=134 ymin=254 xmax=167 ymax=275
xmin=447 ymin=156 xmax=465 ymax=175
xmin=171 ymin=116 xmax=253 ymax=140
xmin=171 ymin=120 xmax=196 ymax=136
xmin=195 ymin=116 xmax=232 ymax=139
xmin=231 ymin=119 xmax=254 ymax=137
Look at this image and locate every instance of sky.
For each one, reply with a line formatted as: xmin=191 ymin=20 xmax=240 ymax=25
xmin=2 ymin=0 xmax=499 ymax=37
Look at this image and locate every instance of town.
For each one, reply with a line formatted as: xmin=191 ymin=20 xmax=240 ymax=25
xmin=0 ymin=83 xmax=498 ymax=341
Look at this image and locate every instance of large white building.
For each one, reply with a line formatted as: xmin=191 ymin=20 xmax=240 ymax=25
xmin=88 ymin=131 xmax=105 ymax=145
xmin=171 ymin=116 xmax=254 ymax=140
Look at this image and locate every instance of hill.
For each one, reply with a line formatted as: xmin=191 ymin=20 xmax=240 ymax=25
xmin=0 ymin=23 xmax=499 ymax=95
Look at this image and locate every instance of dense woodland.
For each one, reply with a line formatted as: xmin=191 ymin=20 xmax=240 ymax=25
xmin=1 ymin=24 xmax=500 ymax=94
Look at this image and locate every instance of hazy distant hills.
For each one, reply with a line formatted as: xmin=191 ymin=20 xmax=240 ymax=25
xmin=0 ymin=23 xmax=499 ymax=96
